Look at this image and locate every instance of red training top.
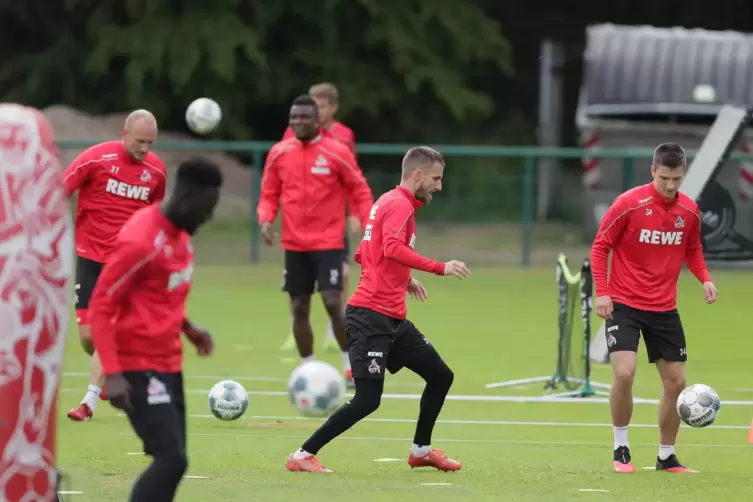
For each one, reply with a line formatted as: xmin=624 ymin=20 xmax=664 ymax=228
xmin=590 ymin=183 xmax=712 ymax=312
xmin=348 ymin=186 xmax=445 ymax=319
xmin=283 ymin=121 xmax=356 ymax=153
xmin=90 ymin=205 xmax=194 ymax=375
xmin=258 ymin=135 xmax=373 ymax=252
xmin=63 ymin=140 xmax=167 ymax=263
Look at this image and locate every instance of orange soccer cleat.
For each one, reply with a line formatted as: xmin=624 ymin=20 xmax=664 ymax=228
xmin=408 ymin=449 xmax=462 ymax=472
xmin=286 ymin=454 xmax=333 ymax=473
xmin=66 ymin=403 xmax=93 ymax=422
xmin=613 ymin=446 xmax=635 ymax=473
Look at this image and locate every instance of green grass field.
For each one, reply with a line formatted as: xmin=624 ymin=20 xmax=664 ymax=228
xmin=56 ymin=259 xmax=753 ymax=501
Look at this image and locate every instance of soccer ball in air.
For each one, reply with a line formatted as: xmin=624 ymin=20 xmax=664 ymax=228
xmin=208 ymin=379 xmax=249 ymax=421
xmin=186 ymin=97 xmax=222 ymax=134
xmin=287 ymin=361 xmax=346 ymax=418
xmin=676 ymin=383 xmax=721 ymax=428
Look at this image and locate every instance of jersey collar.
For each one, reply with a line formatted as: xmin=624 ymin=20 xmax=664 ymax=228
xmin=297 ymin=134 xmax=322 ymax=146
xmin=396 ymin=185 xmax=424 ymax=209
xmin=649 ymin=182 xmax=679 ymax=206
xmin=117 ymin=141 xmax=141 ymax=165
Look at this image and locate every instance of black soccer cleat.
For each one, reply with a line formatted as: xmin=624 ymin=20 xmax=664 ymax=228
xmin=655 ymin=454 xmax=698 ymax=473
xmin=613 ymin=446 xmax=635 ymax=473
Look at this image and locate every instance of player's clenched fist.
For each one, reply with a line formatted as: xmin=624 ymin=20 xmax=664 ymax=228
xmin=595 ymin=295 xmax=613 ymax=320
xmin=443 ymin=260 xmax=470 ymax=279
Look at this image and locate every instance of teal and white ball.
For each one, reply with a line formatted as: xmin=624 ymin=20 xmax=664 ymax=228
xmin=287 ymin=361 xmax=346 ymax=418
xmin=208 ymin=379 xmax=249 ymax=421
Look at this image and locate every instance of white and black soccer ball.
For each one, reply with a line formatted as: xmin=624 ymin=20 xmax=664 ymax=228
xmin=208 ymin=379 xmax=249 ymax=421
xmin=676 ymin=383 xmax=721 ymax=428
xmin=185 ymin=97 xmax=222 ymax=135
xmin=287 ymin=361 xmax=346 ymax=418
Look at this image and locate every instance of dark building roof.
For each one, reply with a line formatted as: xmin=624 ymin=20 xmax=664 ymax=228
xmin=579 ymin=24 xmax=753 ymax=118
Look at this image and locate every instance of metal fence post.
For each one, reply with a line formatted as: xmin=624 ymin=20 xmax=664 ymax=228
xmin=250 ymin=148 xmax=263 ymax=263
xmin=521 ymin=155 xmax=535 ymax=267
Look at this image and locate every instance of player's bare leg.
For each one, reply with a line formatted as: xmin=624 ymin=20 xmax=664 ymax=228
xmin=320 ymin=289 xmax=354 ymax=387
xmin=67 ymin=324 xmax=107 ymax=421
xmin=655 ymin=360 xmax=695 ymax=472
xmin=323 ymin=263 xmax=348 ymax=352
xmin=291 ymin=295 xmax=315 ymax=360
xmin=609 ymin=351 xmax=636 ymax=473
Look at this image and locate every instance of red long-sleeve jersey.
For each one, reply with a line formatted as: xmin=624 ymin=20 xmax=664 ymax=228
xmin=64 ymin=141 xmax=167 ymax=263
xmin=283 ymin=121 xmax=356 ymax=153
xmin=90 ymin=205 xmax=194 ymax=375
xmin=257 ymin=135 xmax=373 ymax=251
xmin=348 ymin=186 xmax=445 ymax=319
xmin=590 ymin=183 xmax=712 ymax=312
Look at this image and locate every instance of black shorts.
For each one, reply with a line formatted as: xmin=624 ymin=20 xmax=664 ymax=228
xmin=345 ymin=305 xmax=438 ymax=379
xmin=282 ymin=250 xmax=344 ymax=296
xmin=605 ymin=302 xmax=687 ymax=363
xmin=123 ymin=371 xmax=186 ymax=457
xmin=74 ymin=256 xmax=104 ymax=323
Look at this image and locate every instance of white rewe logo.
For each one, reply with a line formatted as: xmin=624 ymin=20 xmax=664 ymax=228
xmin=105 ymin=178 xmax=150 ymax=201
xmin=639 ymin=229 xmax=683 ymax=245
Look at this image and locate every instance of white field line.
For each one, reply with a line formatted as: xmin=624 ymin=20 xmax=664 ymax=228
xmin=110 ymin=412 xmax=752 ymax=430
xmin=61 ymin=372 xmax=425 ymax=388
xmin=116 ymin=431 xmax=753 ymax=449
xmin=58 ymin=386 xmax=753 ymax=406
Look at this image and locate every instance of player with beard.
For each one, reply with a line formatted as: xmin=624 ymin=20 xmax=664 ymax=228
xmin=286 ymin=146 xmax=470 ymax=473
xmin=65 ymin=110 xmax=168 ymax=422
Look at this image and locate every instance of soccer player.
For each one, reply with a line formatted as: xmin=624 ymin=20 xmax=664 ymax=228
xmin=89 ymin=157 xmax=221 ymax=502
xmin=65 ymin=110 xmax=167 ymax=422
xmin=280 ymin=82 xmax=359 ymax=352
xmin=591 ymin=143 xmax=718 ymax=474
xmin=259 ymin=95 xmax=373 ymax=387
xmin=285 ymin=146 xmax=470 ymax=473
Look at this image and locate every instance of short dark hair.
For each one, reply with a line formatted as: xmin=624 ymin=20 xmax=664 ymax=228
xmin=401 ymin=146 xmax=445 ymax=179
xmin=176 ymin=157 xmax=223 ymax=188
xmin=653 ymin=143 xmax=686 ymax=170
xmin=292 ymin=94 xmax=318 ymax=111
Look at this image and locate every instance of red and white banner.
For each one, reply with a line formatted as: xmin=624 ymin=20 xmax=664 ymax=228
xmin=738 ymin=140 xmax=753 ymax=202
xmin=581 ymin=130 xmax=601 ymax=189
xmin=0 ymin=104 xmax=72 ymax=502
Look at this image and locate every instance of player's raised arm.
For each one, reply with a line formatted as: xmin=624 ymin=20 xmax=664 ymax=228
xmin=590 ymin=196 xmax=631 ymax=297
xmin=89 ymin=240 xmax=153 ymax=376
xmin=381 ymin=202 xmax=445 ymax=275
xmin=63 ymin=150 xmax=95 ymax=197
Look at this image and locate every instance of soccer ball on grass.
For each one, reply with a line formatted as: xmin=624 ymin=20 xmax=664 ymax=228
xmin=186 ymin=97 xmax=222 ymax=135
xmin=287 ymin=361 xmax=346 ymax=418
xmin=208 ymin=379 xmax=249 ymax=421
xmin=676 ymin=383 xmax=721 ymax=428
